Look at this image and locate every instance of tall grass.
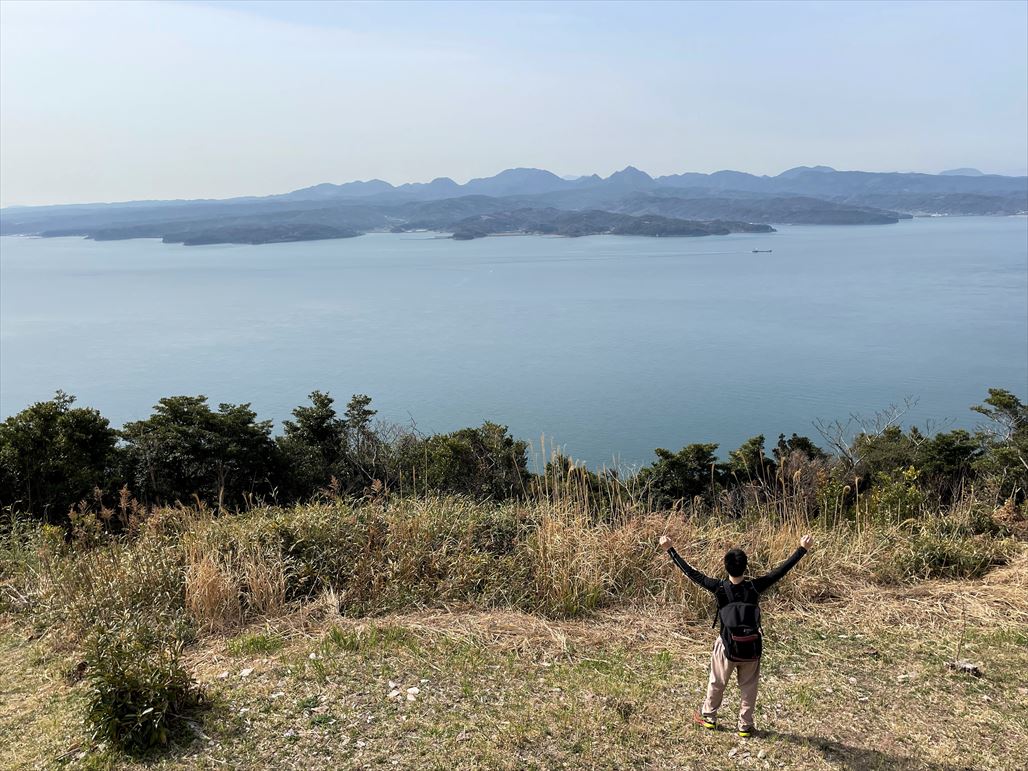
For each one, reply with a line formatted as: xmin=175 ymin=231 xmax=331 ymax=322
xmin=2 ymin=476 xmax=1021 ymax=756
xmin=3 ymin=492 xmax=1019 ymax=642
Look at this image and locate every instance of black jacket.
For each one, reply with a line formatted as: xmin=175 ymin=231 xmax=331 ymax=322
xmin=667 ymin=546 xmax=807 ymax=608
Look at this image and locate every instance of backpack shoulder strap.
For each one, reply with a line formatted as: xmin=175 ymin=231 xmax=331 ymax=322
xmin=712 ymin=580 xmax=729 ymax=628
xmin=746 ymin=579 xmax=760 ymax=604
xmin=744 ymin=580 xmax=763 ymax=631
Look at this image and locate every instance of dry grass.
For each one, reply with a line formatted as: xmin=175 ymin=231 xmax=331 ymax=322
xmin=4 ymin=549 xmax=1026 ymax=769
xmin=183 ymin=541 xmax=287 ymax=633
xmin=160 ymin=547 xmax=1028 ymax=769
xmin=184 ymin=550 xmax=243 ymax=634
xmin=240 ymin=547 xmax=287 ymax=619
xmin=2 ymin=492 xmax=1020 ymax=639
xmin=199 ymin=544 xmax=1028 ymax=665
xmin=1 ymin=492 xmax=1024 ymax=767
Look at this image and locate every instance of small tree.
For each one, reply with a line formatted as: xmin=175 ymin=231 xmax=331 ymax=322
xmin=972 ymin=388 xmax=1028 ymax=499
xmin=636 ymin=443 xmax=723 ymax=509
xmin=278 ymin=391 xmax=345 ymax=499
xmin=121 ymin=396 xmax=279 ymax=508
xmin=728 ymin=435 xmax=776 ymax=482
xmin=399 ymin=422 xmax=528 ymax=499
xmin=339 ymin=394 xmax=383 ymax=491
xmin=972 ymin=388 xmax=1027 ymax=441
xmin=0 ymin=392 xmax=120 ymax=522
xmin=774 ymin=433 xmax=827 ymax=462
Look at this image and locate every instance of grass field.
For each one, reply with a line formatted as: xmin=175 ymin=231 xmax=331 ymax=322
xmin=3 ymin=543 xmax=1026 ymax=770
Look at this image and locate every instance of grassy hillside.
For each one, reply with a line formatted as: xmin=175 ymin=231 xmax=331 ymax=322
xmin=1 ymin=492 xmax=1027 ymax=769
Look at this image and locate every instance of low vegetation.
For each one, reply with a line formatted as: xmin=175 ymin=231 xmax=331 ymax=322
xmin=0 ymin=387 xmax=1025 ymax=767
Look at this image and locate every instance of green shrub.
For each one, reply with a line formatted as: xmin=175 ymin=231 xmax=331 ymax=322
xmin=634 ymin=443 xmax=723 ymax=509
xmin=894 ymin=531 xmax=1011 ymax=580
xmin=866 ymin=466 xmax=925 ymax=523
xmin=85 ymin=619 xmax=203 ymax=754
xmin=0 ymin=392 xmax=121 ymax=523
xmin=396 ymin=422 xmax=529 ymax=500
xmin=271 ymin=503 xmax=387 ymax=607
xmin=853 ymin=426 xmax=915 ymax=481
xmin=913 ymin=429 xmax=981 ymax=501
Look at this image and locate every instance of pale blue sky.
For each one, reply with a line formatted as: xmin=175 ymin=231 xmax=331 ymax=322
xmin=1 ymin=0 xmax=1026 ymax=206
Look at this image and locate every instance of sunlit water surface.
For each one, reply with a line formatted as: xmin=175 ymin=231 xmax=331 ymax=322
xmin=2 ymin=217 xmax=1026 ymax=467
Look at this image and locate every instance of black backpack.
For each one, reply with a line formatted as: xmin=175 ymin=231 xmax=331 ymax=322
xmin=713 ymin=580 xmax=763 ymax=662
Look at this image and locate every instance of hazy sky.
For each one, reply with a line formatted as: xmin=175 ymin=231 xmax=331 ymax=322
xmin=1 ymin=0 xmax=1026 ymax=206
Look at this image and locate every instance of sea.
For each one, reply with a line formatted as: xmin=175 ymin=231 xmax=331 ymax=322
xmin=1 ymin=216 xmax=1026 ymax=469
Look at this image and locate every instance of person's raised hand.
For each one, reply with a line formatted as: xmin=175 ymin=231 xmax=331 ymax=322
xmin=659 ymin=534 xmax=675 ymax=552
xmin=800 ymin=534 xmax=814 ymax=550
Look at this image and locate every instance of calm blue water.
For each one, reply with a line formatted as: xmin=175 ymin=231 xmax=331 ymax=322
xmin=1 ymin=217 xmax=1026 ymax=468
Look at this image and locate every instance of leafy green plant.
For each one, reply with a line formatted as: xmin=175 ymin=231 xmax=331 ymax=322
xmin=867 ymin=466 xmax=925 ymax=523
xmin=84 ymin=618 xmax=203 ymax=754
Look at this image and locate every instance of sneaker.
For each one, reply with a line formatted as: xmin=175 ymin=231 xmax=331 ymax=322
xmin=692 ymin=711 xmax=717 ymax=730
xmin=738 ymin=725 xmax=756 ymax=738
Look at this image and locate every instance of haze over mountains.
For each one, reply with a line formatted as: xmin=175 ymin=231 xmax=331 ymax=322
xmin=2 ymin=165 xmax=1025 ymax=245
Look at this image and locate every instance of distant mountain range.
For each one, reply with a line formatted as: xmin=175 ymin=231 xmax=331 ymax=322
xmin=2 ymin=165 xmax=1025 ymax=245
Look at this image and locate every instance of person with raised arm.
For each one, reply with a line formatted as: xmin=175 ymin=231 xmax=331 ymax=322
xmin=659 ymin=532 xmax=813 ymax=738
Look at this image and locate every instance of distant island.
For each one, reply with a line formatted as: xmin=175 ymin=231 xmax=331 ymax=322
xmin=395 ymin=208 xmax=775 ymax=240
xmin=1 ymin=164 xmax=1024 ymax=246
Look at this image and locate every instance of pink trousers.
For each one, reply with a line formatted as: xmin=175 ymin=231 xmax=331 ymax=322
xmin=701 ymin=636 xmax=760 ymax=729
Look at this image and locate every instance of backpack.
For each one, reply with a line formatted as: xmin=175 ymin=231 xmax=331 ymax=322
xmin=713 ymin=579 xmax=763 ymax=662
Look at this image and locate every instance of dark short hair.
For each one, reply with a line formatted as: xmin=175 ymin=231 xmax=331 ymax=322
xmin=724 ymin=548 xmax=748 ymax=577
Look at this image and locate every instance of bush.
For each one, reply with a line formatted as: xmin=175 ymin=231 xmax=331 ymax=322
xmin=727 ymin=435 xmax=777 ymax=482
xmin=273 ymin=503 xmax=390 ymax=609
xmin=853 ymin=425 xmax=915 ymax=482
xmin=894 ymin=530 xmax=1011 ymax=580
xmin=635 ymin=443 xmax=722 ymax=509
xmin=85 ymin=618 xmax=203 ymax=753
xmin=0 ymin=392 xmax=120 ymax=523
xmin=270 ymin=499 xmax=531 ymax=613
xmin=913 ymin=429 xmax=981 ymax=501
xmin=396 ymin=422 xmax=529 ymax=500
xmin=121 ymin=395 xmax=281 ymax=509
xmin=866 ymin=466 xmax=925 ymax=523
